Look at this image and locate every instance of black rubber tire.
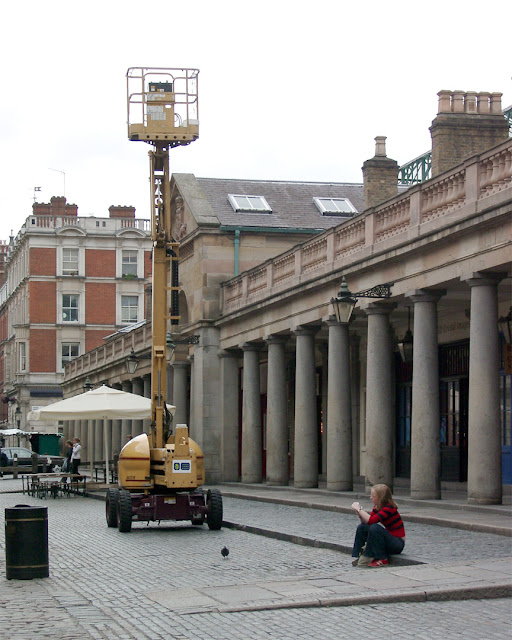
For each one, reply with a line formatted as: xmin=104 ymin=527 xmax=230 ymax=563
xmin=206 ymin=488 xmax=223 ymax=530
xmin=117 ymin=489 xmax=132 ymax=533
xmin=106 ymin=488 xmax=120 ymax=527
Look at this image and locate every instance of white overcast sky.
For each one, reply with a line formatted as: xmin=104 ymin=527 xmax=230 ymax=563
xmin=0 ymin=0 xmax=510 ymax=240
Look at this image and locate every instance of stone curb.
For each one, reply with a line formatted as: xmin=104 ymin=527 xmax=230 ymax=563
xmin=219 ymin=490 xmax=512 ymax=538
xmin=183 ymin=582 xmax=512 ymax=615
xmin=223 ymin=520 xmax=422 ymax=566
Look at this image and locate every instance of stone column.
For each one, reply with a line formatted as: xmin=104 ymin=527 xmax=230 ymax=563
xmin=464 ymin=273 xmax=504 ymax=504
xmin=350 ymin=335 xmax=361 ymax=477
xmin=365 ymin=303 xmax=396 ymax=490
xmin=121 ymin=381 xmax=132 ymax=445
xmin=190 ymin=327 xmax=221 ymax=483
xmin=409 ymin=290 xmax=445 ymax=499
xmin=241 ymin=343 xmax=262 ymax=483
xmin=131 ymin=377 xmax=145 ymax=437
xmin=219 ymin=350 xmax=240 ymax=482
xmin=173 ymin=362 xmax=189 ymax=426
xmin=265 ymin=336 xmax=289 ymax=485
xmin=188 ymin=355 xmax=195 ymax=435
xmin=94 ymin=420 xmax=102 ymax=462
xmin=293 ymin=326 xmax=319 ymax=488
xmin=104 ymin=420 xmax=113 ymax=467
xmin=326 ymin=317 xmax=353 ymax=491
xmin=111 ymin=417 xmax=122 ymax=458
xmin=320 ymin=343 xmax=328 ymax=476
xmin=143 ymin=375 xmax=151 ymax=434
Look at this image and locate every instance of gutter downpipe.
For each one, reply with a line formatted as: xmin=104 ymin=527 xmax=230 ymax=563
xmin=234 ymin=229 xmax=240 ymax=276
xmin=220 ymin=225 xmax=324 ymax=277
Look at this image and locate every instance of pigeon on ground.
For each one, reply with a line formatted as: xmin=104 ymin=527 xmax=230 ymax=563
xmin=221 ymin=546 xmax=229 ymax=559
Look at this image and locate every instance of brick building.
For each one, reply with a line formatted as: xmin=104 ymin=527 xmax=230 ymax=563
xmin=0 ymin=197 xmax=151 ymax=438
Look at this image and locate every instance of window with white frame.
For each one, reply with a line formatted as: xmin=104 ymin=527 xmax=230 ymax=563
xmin=228 ymin=194 xmax=272 ymax=213
xmin=61 ymin=343 xmax=79 ymax=368
xmin=62 ymin=294 xmax=79 ymax=322
xmin=313 ymin=197 xmax=357 ymax=216
xmin=121 ymin=295 xmax=138 ymax=323
xmin=62 ymin=248 xmax=79 ymax=275
xmin=18 ymin=342 xmax=26 ymax=372
xmin=122 ymin=250 xmax=138 ymax=277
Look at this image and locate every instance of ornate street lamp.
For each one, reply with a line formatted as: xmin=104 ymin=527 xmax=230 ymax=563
xmin=126 ymin=350 xmax=139 ymax=374
xmin=331 ymin=277 xmax=357 ymax=324
xmin=331 ymin=276 xmax=393 ymax=324
xmin=126 ymin=334 xmax=200 ymax=374
xmin=398 ymin=306 xmax=414 ymax=363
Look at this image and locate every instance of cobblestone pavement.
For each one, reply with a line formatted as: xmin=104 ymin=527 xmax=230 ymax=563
xmin=0 ymin=482 xmax=510 ymax=639
xmin=222 ymin=497 xmax=512 ymax=563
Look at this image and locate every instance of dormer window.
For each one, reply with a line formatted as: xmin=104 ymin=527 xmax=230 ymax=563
xmin=228 ymin=194 xmax=272 ymax=213
xmin=313 ymin=197 xmax=357 ymax=216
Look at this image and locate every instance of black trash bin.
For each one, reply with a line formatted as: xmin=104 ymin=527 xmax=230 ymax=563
xmin=5 ymin=505 xmax=49 ymax=579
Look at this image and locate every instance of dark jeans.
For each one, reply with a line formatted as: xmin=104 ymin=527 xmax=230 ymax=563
xmin=352 ymin=523 xmax=405 ymax=561
xmin=71 ymin=459 xmax=80 ymax=476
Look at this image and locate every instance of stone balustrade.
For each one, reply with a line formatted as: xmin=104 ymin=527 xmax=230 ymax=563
xmin=64 ymin=322 xmax=153 ymax=388
xmin=222 ymin=138 xmax=512 ymax=314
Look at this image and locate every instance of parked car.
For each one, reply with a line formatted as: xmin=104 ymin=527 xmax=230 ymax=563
xmin=0 ymin=447 xmax=64 ymax=472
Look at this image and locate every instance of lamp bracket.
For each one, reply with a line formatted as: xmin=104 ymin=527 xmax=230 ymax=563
xmin=175 ymin=335 xmax=200 ymax=346
xmin=354 ymin=283 xmax=393 ymax=299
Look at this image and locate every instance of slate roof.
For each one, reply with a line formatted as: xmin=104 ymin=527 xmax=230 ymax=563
xmin=195 ymin=177 xmax=365 ymax=231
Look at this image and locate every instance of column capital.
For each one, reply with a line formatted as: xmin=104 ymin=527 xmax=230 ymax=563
xmin=324 ymin=314 xmax=353 ymax=328
xmin=264 ymin=334 xmax=288 ymax=346
xmin=462 ymin=271 xmax=507 ymax=288
xmin=364 ymin=302 xmax=397 ymax=317
xmin=406 ymin=288 xmax=446 ymax=304
xmin=218 ymin=349 xmax=240 ymax=359
xmin=292 ymin=324 xmax=321 ymax=337
xmin=239 ymin=342 xmax=263 ymax=352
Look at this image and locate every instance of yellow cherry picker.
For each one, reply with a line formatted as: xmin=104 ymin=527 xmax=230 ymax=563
xmin=105 ymin=67 xmax=222 ymax=532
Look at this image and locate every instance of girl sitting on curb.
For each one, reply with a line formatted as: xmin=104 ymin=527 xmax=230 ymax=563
xmin=351 ymin=484 xmax=405 ymax=568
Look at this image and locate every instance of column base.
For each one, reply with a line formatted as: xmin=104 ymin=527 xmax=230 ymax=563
xmin=410 ymin=490 xmax=441 ymax=500
xmin=241 ymin=476 xmax=263 ymax=484
xmin=327 ymin=482 xmax=353 ymax=492
xmin=467 ymin=496 xmax=502 ymax=505
xmin=294 ymin=480 xmax=318 ymax=489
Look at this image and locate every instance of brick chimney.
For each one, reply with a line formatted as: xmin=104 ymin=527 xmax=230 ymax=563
xmin=32 ymin=196 xmax=78 ymax=217
xmin=109 ymin=205 xmax=136 ymax=219
xmin=430 ymin=90 xmax=509 ymax=177
xmin=362 ymin=136 xmax=399 ymax=210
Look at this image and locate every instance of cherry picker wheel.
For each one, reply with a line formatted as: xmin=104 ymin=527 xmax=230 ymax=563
xmin=106 ymin=488 xmax=120 ymax=528
xmin=117 ymin=489 xmax=132 ymax=533
xmin=206 ymin=488 xmax=223 ymax=530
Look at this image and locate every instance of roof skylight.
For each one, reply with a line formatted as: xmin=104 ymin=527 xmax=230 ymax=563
xmin=228 ymin=194 xmax=272 ymax=213
xmin=313 ymin=197 xmax=357 ymax=216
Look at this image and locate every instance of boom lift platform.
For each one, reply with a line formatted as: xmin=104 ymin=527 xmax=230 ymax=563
xmin=105 ymin=67 xmax=222 ymax=532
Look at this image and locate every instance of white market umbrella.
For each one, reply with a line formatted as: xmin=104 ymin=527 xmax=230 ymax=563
xmin=28 ymin=385 xmax=175 ymax=479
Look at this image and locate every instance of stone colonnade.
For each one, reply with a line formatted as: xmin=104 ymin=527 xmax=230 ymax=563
xmin=224 ymin=274 xmax=504 ymax=504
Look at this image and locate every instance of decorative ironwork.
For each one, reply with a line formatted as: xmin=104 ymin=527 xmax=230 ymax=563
xmin=398 ymin=151 xmax=432 ymax=185
xmin=353 ymin=283 xmax=393 ymax=298
xmin=504 ymin=104 xmax=512 ymax=136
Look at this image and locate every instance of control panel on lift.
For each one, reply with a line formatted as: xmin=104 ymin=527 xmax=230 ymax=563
xmin=126 ymin=67 xmax=199 ymax=145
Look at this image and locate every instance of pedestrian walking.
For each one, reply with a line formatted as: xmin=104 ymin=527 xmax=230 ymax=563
xmin=351 ymin=483 xmax=405 ymax=567
xmin=70 ymin=437 xmax=81 ymax=476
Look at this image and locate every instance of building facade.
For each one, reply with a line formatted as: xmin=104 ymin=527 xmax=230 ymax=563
xmin=0 ymin=197 xmax=151 ymax=442
xmin=63 ymin=90 xmax=511 ymax=504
